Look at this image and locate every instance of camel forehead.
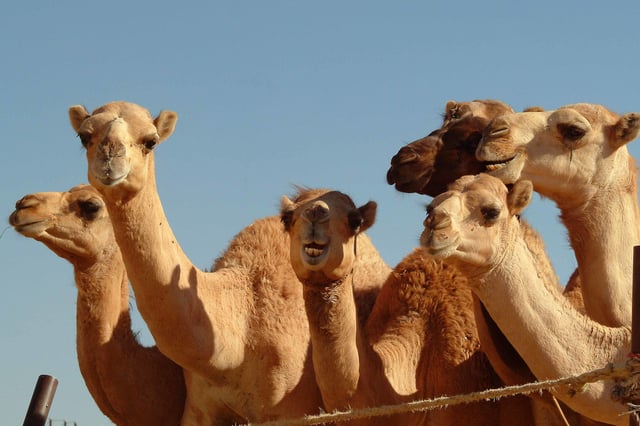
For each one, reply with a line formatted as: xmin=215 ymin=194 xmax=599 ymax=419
xmin=449 ymin=174 xmax=506 ymax=195
xmin=292 ymin=188 xmax=356 ymax=209
xmin=494 ymin=110 xmax=552 ymax=128
xmin=69 ymin=184 xmax=101 ymax=196
xmin=560 ymin=103 xmax=619 ymax=126
xmin=465 ymin=99 xmax=514 ymax=118
xmin=82 ymin=101 xmax=156 ymax=134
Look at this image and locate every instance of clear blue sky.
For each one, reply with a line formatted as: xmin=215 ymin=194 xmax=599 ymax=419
xmin=2 ymin=1 xmax=639 ymax=424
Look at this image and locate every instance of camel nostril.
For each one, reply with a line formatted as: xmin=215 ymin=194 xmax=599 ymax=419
xmin=428 ymin=211 xmax=451 ymax=230
xmin=304 ymin=204 xmax=330 ymax=223
xmin=15 ymin=195 xmax=39 ymax=210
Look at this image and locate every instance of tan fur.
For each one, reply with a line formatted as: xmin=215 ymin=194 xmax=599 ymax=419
xmin=70 ymin=101 xmax=375 ymax=423
xmin=9 ymin=185 xmax=186 ymax=426
xmin=283 ymin=188 xmax=547 ymax=425
xmin=479 ymin=103 xmax=640 ymax=327
xmin=423 ymin=174 xmax=632 ymax=425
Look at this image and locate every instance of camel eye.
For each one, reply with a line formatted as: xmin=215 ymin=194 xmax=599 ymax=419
xmin=426 ymin=204 xmax=434 ymax=216
xmin=78 ymin=199 xmax=102 ymax=220
xmin=143 ymin=136 xmax=159 ymax=151
xmin=559 ymin=124 xmax=586 ymax=141
xmin=77 ymin=132 xmax=91 ymax=147
xmin=481 ymin=206 xmax=500 ymax=222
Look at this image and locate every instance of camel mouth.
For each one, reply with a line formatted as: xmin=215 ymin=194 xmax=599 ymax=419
xmin=12 ymin=220 xmax=47 ymax=236
xmin=302 ymin=242 xmax=329 ymax=266
xmin=425 ymin=239 xmax=460 ymax=259
xmin=483 ymin=154 xmax=519 ymax=171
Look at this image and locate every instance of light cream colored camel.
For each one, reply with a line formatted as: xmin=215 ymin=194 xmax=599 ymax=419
xmin=477 ymin=103 xmax=640 ymax=327
xmin=281 ymin=187 xmax=568 ymax=425
xmin=9 ymin=184 xmax=186 ymax=426
xmin=68 ymin=101 xmax=391 ymax=424
xmin=422 ymin=173 xmax=633 ymax=425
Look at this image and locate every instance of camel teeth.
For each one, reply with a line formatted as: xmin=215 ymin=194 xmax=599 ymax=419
xmin=304 ymin=247 xmax=324 ymax=257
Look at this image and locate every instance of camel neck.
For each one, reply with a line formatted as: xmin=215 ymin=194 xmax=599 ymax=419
xmin=74 ymin=251 xmax=130 ymax=345
xmin=472 ymin=231 xmax=630 ymax=423
xmin=105 ymin=162 xmax=194 ymax=305
xmin=558 ymin=164 xmax=640 ymax=327
xmin=302 ymin=274 xmax=362 ymax=408
xmin=72 ymin=251 xmax=129 ymax=425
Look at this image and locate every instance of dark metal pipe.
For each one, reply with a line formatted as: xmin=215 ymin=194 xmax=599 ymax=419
xmin=23 ymin=375 xmax=58 ymax=426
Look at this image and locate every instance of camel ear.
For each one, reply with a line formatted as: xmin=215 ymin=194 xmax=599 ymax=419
xmin=69 ymin=105 xmax=90 ymax=132
xmin=154 ymin=110 xmax=178 ymax=142
xmin=444 ymin=100 xmax=459 ymax=122
xmin=507 ymin=180 xmax=533 ymax=216
xmin=612 ymin=112 xmax=640 ymax=150
xmin=280 ymin=196 xmax=295 ymax=231
xmin=350 ymin=201 xmax=377 ymax=233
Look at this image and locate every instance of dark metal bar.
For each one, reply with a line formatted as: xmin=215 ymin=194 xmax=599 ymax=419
xmin=633 ymin=246 xmax=640 ymax=354
xmin=631 ymin=246 xmax=640 ymax=426
xmin=23 ymin=375 xmax=58 ymax=426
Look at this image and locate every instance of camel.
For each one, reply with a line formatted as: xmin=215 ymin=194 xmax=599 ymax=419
xmin=281 ymin=187 xmax=564 ymax=425
xmin=8 ymin=184 xmax=186 ymax=426
xmin=68 ymin=101 xmax=392 ymax=424
xmin=386 ymin=99 xmax=515 ymax=197
xmin=477 ymin=103 xmax=640 ymax=327
xmin=421 ymin=173 xmax=633 ymax=425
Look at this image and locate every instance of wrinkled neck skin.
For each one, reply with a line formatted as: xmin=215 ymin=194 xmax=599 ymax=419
xmin=73 ymin=248 xmax=185 ymax=426
xmin=299 ymin=240 xmax=401 ymax=425
xmin=302 ymin=275 xmax=363 ymax=408
xmin=74 ymin=253 xmax=129 ymax=425
xmin=467 ymin=221 xmax=631 ymax=425
xmin=559 ymin=173 xmax=640 ymax=327
xmin=536 ymin=150 xmax=639 ymax=327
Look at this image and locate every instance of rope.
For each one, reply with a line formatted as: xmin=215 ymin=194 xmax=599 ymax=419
xmin=246 ymin=358 xmax=640 ymax=426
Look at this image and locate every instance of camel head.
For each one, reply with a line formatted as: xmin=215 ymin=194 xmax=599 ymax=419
xmin=68 ymin=101 xmax=178 ymax=198
xmin=9 ymin=184 xmax=114 ymax=266
xmin=281 ymin=188 xmax=376 ymax=284
xmin=421 ymin=174 xmax=533 ymax=272
xmin=478 ymin=103 xmax=640 ymax=202
xmin=386 ymin=99 xmax=514 ymax=196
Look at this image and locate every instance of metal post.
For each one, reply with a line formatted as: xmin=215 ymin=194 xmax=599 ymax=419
xmin=631 ymin=246 xmax=640 ymax=426
xmin=23 ymin=375 xmax=58 ymax=426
